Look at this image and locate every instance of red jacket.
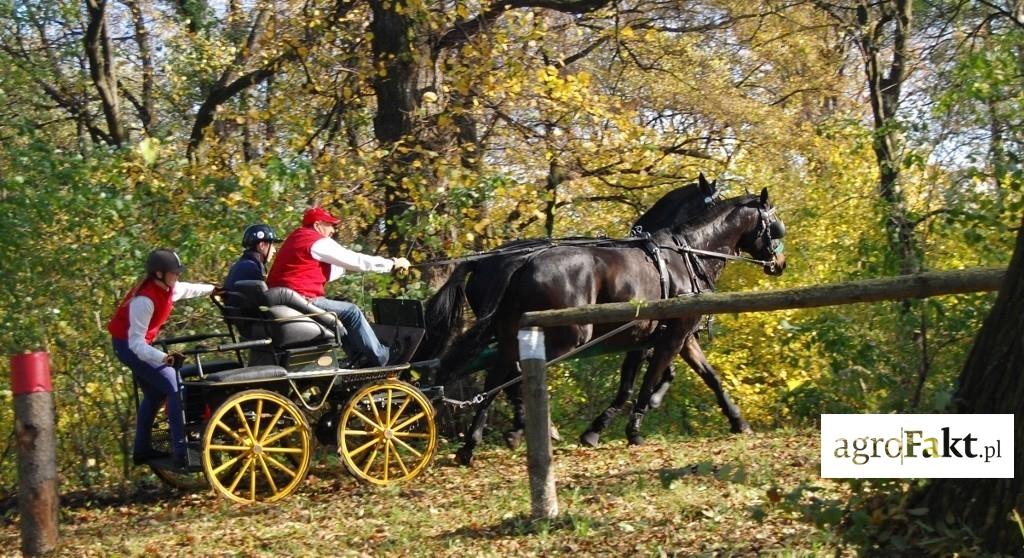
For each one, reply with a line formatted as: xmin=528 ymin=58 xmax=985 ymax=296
xmin=107 ymin=279 xmax=174 ymax=342
xmin=266 ymin=226 xmax=331 ymax=299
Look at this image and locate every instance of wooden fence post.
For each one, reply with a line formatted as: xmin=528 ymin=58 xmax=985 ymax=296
xmin=10 ymin=351 xmax=58 ymax=556
xmin=518 ymin=327 xmax=558 ymax=519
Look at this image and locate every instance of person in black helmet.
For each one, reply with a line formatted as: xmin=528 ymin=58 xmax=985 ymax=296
xmin=224 ymin=224 xmax=282 ymax=291
xmin=108 ymin=249 xmax=215 ymax=467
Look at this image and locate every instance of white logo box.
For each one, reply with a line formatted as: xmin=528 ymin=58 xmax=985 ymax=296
xmin=820 ymin=414 xmax=1014 ymax=478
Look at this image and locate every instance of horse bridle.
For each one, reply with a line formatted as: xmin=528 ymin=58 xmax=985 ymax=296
xmin=662 ymin=200 xmax=785 ymax=270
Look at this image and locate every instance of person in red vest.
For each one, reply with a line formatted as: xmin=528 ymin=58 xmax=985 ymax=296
xmin=108 ymin=249 xmax=215 ymax=467
xmin=267 ymin=207 xmax=410 ymax=367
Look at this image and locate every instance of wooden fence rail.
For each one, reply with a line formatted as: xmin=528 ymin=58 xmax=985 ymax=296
xmin=519 ymin=267 xmax=1004 ymax=328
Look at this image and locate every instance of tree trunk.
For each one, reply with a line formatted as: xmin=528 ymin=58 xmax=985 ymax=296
xmin=84 ymin=0 xmax=127 ymax=146
xmin=914 ymin=215 xmax=1024 ymax=553
xmin=856 ymin=0 xmax=918 ymax=275
xmin=123 ymin=0 xmax=154 ymax=134
xmin=370 ymin=0 xmax=425 ymax=256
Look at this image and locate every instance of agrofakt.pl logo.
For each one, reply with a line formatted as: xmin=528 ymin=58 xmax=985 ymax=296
xmin=820 ymin=414 xmax=1014 ymax=478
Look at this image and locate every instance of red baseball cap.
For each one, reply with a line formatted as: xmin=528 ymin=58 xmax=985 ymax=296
xmin=302 ymin=206 xmax=339 ymax=226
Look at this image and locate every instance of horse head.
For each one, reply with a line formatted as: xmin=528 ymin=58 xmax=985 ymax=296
xmin=737 ymin=188 xmax=787 ymax=276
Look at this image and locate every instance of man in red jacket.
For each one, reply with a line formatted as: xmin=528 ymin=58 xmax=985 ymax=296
xmin=267 ymin=207 xmax=410 ymax=367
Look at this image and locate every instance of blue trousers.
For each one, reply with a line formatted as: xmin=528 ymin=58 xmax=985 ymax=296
xmin=311 ymin=297 xmax=389 ymax=366
xmin=112 ymin=339 xmax=186 ymax=460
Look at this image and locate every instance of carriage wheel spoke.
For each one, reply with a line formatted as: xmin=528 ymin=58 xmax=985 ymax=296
xmin=361 ymin=445 xmax=380 ymax=474
xmin=208 ymin=444 xmax=250 ymax=452
xmin=351 ymin=409 xmax=384 ymax=432
xmin=392 ymin=411 xmax=426 ymax=433
xmin=389 ymin=440 xmax=411 ymax=476
xmin=212 ymin=453 xmax=247 ymax=476
xmin=253 ymin=399 xmax=264 ymax=442
xmin=394 ymin=432 xmax=430 ymax=439
xmin=346 ymin=437 xmax=379 ymax=459
xmin=382 ymin=441 xmax=391 ymax=482
xmin=391 ymin=435 xmax=423 ymax=458
xmin=367 ymin=395 xmax=385 ymax=429
xmin=258 ymin=408 xmax=285 ymax=445
xmin=233 ymin=404 xmax=256 ymax=442
xmin=262 ymin=446 xmax=305 ymax=454
xmin=227 ymin=457 xmax=252 ymax=494
xmin=387 ymin=397 xmax=412 ymax=429
xmin=215 ymin=421 xmax=246 ymax=444
xmin=249 ymin=458 xmax=257 ymax=501
xmin=385 ymin=389 xmax=393 ymax=431
xmin=261 ymin=425 xmax=299 ymax=447
xmin=341 ymin=429 xmax=373 ymax=436
xmin=257 ymin=455 xmax=278 ymax=495
xmin=262 ymin=453 xmax=297 ymax=477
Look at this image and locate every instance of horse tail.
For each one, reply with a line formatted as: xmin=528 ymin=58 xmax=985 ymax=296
xmin=416 ymin=261 xmax=475 ymax=360
xmin=436 ymin=251 xmax=539 ymax=385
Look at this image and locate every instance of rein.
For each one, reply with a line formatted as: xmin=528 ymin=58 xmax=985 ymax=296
xmin=410 ymin=236 xmax=647 ymax=268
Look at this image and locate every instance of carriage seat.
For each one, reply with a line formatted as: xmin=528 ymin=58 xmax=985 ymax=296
xmin=223 ymin=280 xmax=346 ymax=350
xmin=203 ymin=365 xmax=287 ymax=383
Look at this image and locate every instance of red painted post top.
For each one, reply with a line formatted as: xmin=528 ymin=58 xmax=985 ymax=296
xmin=10 ymin=351 xmax=52 ymax=394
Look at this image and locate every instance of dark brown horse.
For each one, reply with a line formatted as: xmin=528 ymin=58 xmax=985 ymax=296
xmin=417 ymin=174 xmax=757 ymax=451
xmin=428 ymin=190 xmax=787 ymax=464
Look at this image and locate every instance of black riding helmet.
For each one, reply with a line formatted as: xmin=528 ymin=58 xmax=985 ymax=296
xmin=242 ymin=224 xmax=281 ymax=249
xmin=145 ymin=248 xmax=184 ymax=275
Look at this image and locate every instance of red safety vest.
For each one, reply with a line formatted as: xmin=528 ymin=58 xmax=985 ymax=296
xmin=266 ymin=226 xmax=331 ymax=299
xmin=107 ymin=279 xmax=174 ymax=342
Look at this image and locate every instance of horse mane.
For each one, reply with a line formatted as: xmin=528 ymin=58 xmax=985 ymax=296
xmin=668 ymin=194 xmax=759 ymax=234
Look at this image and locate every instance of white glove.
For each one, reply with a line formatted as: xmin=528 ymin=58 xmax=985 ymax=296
xmin=392 ymin=257 xmax=411 ymax=271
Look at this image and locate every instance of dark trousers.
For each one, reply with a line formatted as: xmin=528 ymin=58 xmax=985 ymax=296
xmin=112 ymin=339 xmax=185 ymax=459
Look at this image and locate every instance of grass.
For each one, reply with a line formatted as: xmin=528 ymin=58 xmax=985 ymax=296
xmin=1 ymin=430 xmax=859 ymax=557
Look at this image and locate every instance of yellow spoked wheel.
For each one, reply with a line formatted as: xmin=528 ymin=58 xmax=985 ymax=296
xmin=202 ymin=390 xmax=311 ymax=504
xmin=338 ymin=380 xmax=437 ymax=486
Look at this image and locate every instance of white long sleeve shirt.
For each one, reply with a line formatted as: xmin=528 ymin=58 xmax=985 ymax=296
xmin=127 ymin=281 xmax=214 ymax=366
xmin=310 ymin=237 xmax=395 ymax=282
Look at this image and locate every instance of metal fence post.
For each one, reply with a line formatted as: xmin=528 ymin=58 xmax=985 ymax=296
xmin=10 ymin=351 xmax=58 ymax=556
xmin=518 ymin=327 xmax=558 ymax=519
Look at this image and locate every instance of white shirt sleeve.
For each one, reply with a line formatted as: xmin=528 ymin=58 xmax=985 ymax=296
xmin=310 ymin=237 xmax=394 ymax=282
xmin=126 ymin=296 xmax=168 ymax=366
xmin=172 ymin=281 xmax=214 ymax=301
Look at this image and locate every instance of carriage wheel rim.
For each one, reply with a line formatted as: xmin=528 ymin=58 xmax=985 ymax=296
xmin=202 ymin=390 xmax=311 ymax=504
xmin=338 ymin=380 xmax=437 ymax=486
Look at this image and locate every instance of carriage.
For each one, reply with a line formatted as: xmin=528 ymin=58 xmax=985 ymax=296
xmin=143 ymin=279 xmax=440 ymax=504
xmin=138 ymin=180 xmax=787 ymax=502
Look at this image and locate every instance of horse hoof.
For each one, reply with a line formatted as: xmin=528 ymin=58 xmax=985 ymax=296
xmin=627 ymin=435 xmax=645 ymax=446
xmin=504 ymin=430 xmax=523 ymax=449
xmin=579 ymin=431 xmax=600 ymax=448
xmin=731 ymin=421 xmax=753 ymax=434
xmin=455 ymin=447 xmax=474 ymax=467
xmin=549 ymin=424 xmax=561 ymax=442
xmin=650 ymin=387 xmax=670 ymax=409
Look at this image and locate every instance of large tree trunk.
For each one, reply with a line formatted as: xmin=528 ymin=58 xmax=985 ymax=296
xmin=370 ymin=0 xmax=430 ymax=256
xmin=914 ymin=214 xmax=1024 ymax=553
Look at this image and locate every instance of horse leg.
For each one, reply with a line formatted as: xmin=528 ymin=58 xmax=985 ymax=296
xmin=679 ymin=335 xmax=752 ymax=434
xmin=455 ymin=389 xmax=500 ymax=467
xmin=505 ymin=327 xmax=579 ymax=449
xmin=627 ymin=328 xmax=688 ymax=446
xmin=580 ymin=349 xmax=645 ymax=448
xmin=649 ymin=362 xmax=676 ymax=409
xmin=504 ymin=382 xmax=525 ymax=449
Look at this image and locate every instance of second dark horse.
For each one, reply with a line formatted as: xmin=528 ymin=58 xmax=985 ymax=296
xmin=426 ymin=189 xmax=787 ymax=465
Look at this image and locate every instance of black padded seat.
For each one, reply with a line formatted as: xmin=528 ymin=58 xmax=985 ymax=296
xmin=224 ymin=280 xmax=345 ymax=349
xmin=179 ymin=360 xmax=243 ymax=379
xmin=203 ymin=365 xmax=287 ymax=383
